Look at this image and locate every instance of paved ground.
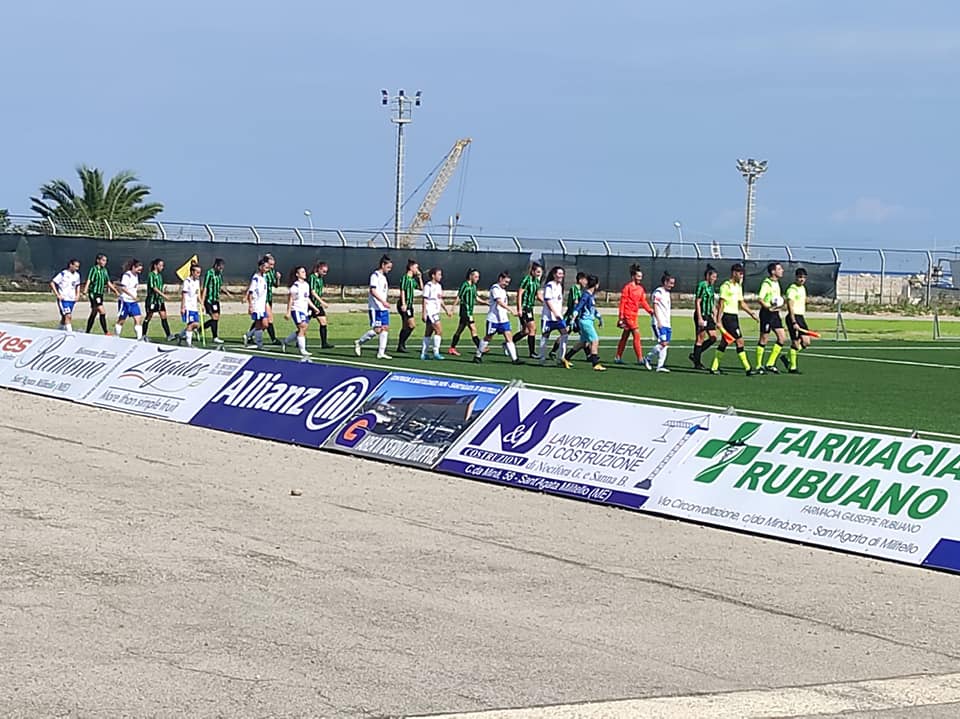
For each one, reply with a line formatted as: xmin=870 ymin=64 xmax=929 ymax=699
xmin=1 ymin=391 xmax=959 ymax=718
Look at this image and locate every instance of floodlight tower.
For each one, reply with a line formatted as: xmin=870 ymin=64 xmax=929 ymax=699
xmin=382 ymin=88 xmax=422 ymax=248
xmin=736 ymin=158 xmax=768 ymax=258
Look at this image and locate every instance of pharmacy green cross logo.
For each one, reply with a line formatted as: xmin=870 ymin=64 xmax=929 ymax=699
xmin=694 ymin=421 xmax=764 ymax=484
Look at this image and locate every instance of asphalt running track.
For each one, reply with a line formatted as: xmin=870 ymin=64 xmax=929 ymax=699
xmin=2 ymin=390 xmax=959 ymax=718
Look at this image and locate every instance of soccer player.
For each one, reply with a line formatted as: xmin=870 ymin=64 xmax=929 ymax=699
xmin=756 ymin=262 xmax=787 ymax=373
xmin=568 ymin=275 xmax=605 ymax=371
xmin=396 ymin=259 xmax=422 ymax=353
xmin=177 ymin=263 xmax=202 ymax=347
xmin=82 ymin=253 xmax=118 ymax=334
xmin=539 ymin=266 xmax=571 ymax=368
xmin=115 ymin=258 xmax=144 ymax=340
xmin=785 ymin=267 xmax=812 ymax=374
xmin=689 ymin=265 xmax=719 ymax=370
xmin=50 ymin=259 xmax=81 ymax=332
xmin=249 ymin=254 xmax=280 ymax=345
xmin=448 ymin=268 xmax=480 ymax=355
xmin=474 ymin=271 xmax=522 ymax=365
xmin=644 ymin=272 xmax=675 ymax=372
xmin=354 ymin=254 xmax=393 ymax=360
xmin=309 ymin=261 xmax=335 ymax=349
xmin=615 ymin=264 xmax=654 ymax=364
xmin=243 ymin=258 xmax=271 ymax=350
xmin=709 ymin=262 xmax=760 ymax=376
xmin=420 ymin=267 xmax=452 ymax=360
xmin=142 ymin=259 xmax=175 ymax=341
xmin=200 ymin=258 xmax=226 ymax=345
xmin=515 ymin=262 xmax=543 ymax=358
xmin=550 ymin=271 xmax=586 ymax=360
xmin=281 ymin=266 xmax=318 ymax=359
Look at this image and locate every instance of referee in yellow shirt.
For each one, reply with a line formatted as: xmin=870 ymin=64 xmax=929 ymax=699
xmin=710 ymin=263 xmax=760 ymax=376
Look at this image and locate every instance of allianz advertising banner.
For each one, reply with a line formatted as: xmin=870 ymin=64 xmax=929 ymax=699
xmin=82 ymin=343 xmax=250 ymax=422
xmin=647 ymin=417 xmax=960 ymax=573
xmin=325 ymin=372 xmax=504 ymax=468
xmin=437 ymin=387 xmax=713 ymax=509
xmin=0 ymin=323 xmax=133 ymax=401
xmin=190 ymin=358 xmax=389 ymax=447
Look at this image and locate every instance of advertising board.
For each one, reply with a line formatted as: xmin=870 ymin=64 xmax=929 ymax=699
xmin=326 ymin=372 xmax=505 ymax=468
xmin=190 ymin=358 xmax=388 ymax=446
xmin=647 ymin=417 xmax=960 ymax=572
xmin=0 ymin=326 xmax=133 ymax=401
xmin=437 ymin=387 xmax=712 ymax=508
xmin=82 ymin=343 xmax=249 ymax=422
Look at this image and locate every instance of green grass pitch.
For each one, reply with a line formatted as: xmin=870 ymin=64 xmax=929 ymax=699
xmin=42 ymin=310 xmax=960 ymax=438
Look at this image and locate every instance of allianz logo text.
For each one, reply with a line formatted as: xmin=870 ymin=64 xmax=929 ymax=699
xmin=210 ymin=371 xmax=370 ymax=430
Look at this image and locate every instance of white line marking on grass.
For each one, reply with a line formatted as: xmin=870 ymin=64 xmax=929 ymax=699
xmin=222 ymin=343 xmax=960 ymax=441
xmin=410 ymin=671 xmax=960 ymax=719
xmin=806 ymin=352 xmax=960 ymax=369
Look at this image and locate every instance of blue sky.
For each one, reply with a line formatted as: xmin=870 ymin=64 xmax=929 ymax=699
xmin=2 ymin=0 xmax=957 ymax=250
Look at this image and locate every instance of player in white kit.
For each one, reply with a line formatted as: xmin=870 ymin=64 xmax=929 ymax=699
xmin=354 ymin=255 xmax=393 ymax=360
xmin=644 ymin=272 xmax=675 ymax=372
xmin=177 ymin=263 xmax=202 ymax=346
xmin=420 ymin=267 xmax=452 ymax=360
xmin=115 ymin=258 xmax=144 ymax=340
xmin=243 ymin=258 xmax=271 ymax=350
xmin=50 ymin=259 xmax=81 ymax=332
xmin=474 ymin=271 xmax=522 ymax=365
xmin=539 ymin=266 xmax=571 ymax=368
xmin=281 ymin=266 xmax=319 ymax=359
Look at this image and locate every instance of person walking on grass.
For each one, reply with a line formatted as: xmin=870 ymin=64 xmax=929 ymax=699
xmin=50 ymin=259 xmax=81 ymax=333
xmin=83 ymin=253 xmax=119 ymax=335
xmin=448 ymin=268 xmax=480 ymax=356
xmin=309 ymin=261 xmax=335 ymax=349
xmin=142 ymin=259 xmax=175 ymax=342
xmin=281 ymin=266 xmax=318 ymax=360
xmin=354 ymin=255 xmax=394 ymax=360
xmin=115 ymin=258 xmax=144 ymax=340
xmin=420 ymin=267 xmax=452 ymax=360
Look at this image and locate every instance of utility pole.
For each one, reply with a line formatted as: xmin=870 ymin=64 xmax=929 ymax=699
xmin=736 ymin=158 xmax=767 ymax=258
xmin=381 ymin=88 xmax=421 ymax=248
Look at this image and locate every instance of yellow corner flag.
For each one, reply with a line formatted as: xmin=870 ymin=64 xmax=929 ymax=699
xmin=176 ymin=254 xmax=199 ymax=281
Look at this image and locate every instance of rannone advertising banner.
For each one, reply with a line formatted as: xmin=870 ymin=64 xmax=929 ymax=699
xmin=190 ymin=358 xmax=389 ymax=446
xmin=82 ymin=343 xmax=250 ymax=422
xmin=647 ymin=416 xmax=960 ymax=572
xmin=326 ymin=372 xmax=505 ymax=468
xmin=437 ymin=386 xmax=713 ymax=508
xmin=0 ymin=324 xmax=134 ymax=401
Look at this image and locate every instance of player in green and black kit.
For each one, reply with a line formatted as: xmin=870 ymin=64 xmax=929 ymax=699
xmin=755 ymin=262 xmax=787 ymax=373
xmin=395 ymin=259 xmax=421 ymax=353
xmin=550 ymin=271 xmax=586 ymax=361
xmin=142 ymin=258 xmax=175 ymax=341
xmin=309 ymin=261 xmax=334 ymax=349
xmin=689 ymin=265 xmax=719 ymax=370
xmin=448 ymin=268 xmax=480 ymax=355
xmin=201 ymin=258 xmax=226 ymax=345
xmin=515 ymin=262 xmax=543 ymax=358
xmin=82 ymin=253 xmax=118 ymax=334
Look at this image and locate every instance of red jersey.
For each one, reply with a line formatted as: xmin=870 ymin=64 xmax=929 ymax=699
xmin=618 ymin=282 xmax=653 ymax=319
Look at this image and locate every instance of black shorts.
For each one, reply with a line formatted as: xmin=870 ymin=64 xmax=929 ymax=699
xmin=89 ymin=295 xmax=104 ymax=309
xmin=759 ymin=309 xmax=783 ymax=334
xmin=396 ymin=301 xmax=414 ymax=320
xmin=721 ymin=314 xmax=742 ymax=341
xmin=145 ymin=298 xmax=165 ymax=313
xmin=204 ymin=301 xmax=220 ymax=315
xmin=694 ymin=315 xmax=717 ymax=334
xmin=458 ymin=309 xmax=475 ymax=326
xmin=789 ymin=315 xmax=809 ymax=342
xmin=520 ymin=309 xmax=535 ymax=326
xmin=311 ymin=305 xmax=326 ymax=318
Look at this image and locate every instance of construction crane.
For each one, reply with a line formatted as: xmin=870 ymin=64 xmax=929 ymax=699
xmin=398 ymin=138 xmax=471 ymax=248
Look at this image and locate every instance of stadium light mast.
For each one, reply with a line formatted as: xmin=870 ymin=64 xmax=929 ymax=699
xmin=382 ymin=88 xmax=421 ymax=248
xmin=736 ymin=158 xmax=767 ymax=258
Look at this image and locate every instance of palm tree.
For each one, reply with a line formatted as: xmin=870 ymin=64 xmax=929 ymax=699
xmin=30 ymin=166 xmax=164 ymax=238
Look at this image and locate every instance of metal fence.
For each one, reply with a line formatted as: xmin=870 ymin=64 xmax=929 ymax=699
xmin=3 ymin=214 xmax=956 ymax=304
